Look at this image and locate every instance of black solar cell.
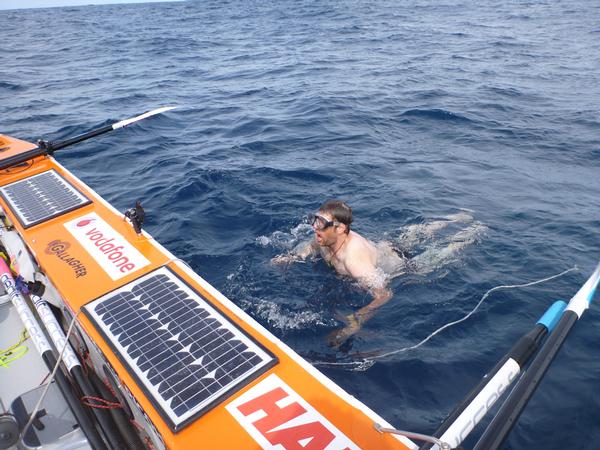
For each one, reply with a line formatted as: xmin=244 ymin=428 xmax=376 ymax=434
xmin=0 ymin=170 xmax=91 ymax=228
xmin=84 ymin=266 xmax=277 ymax=431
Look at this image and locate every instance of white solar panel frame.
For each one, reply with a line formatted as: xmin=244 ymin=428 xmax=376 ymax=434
xmin=0 ymin=169 xmax=91 ymax=228
xmin=84 ymin=266 xmax=277 ymax=431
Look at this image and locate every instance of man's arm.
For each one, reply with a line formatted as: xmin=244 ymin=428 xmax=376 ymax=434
xmin=352 ymin=286 xmax=393 ymax=325
xmin=345 ymin=250 xmax=392 ymax=315
xmin=271 ymin=239 xmax=318 ymax=265
xmin=327 ymin=255 xmax=393 ymax=347
xmin=327 ymin=284 xmax=393 ymax=348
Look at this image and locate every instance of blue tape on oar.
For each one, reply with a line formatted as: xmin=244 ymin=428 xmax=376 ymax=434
xmin=422 ymin=300 xmax=566 ymax=450
xmin=536 ymin=300 xmax=567 ymax=331
xmin=474 ymin=262 xmax=600 ymax=450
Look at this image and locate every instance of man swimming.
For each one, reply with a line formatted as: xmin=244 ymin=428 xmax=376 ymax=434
xmin=271 ymin=200 xmax=485 ymax=347
xmin=272 ymin=200 xmax=393 ymax=347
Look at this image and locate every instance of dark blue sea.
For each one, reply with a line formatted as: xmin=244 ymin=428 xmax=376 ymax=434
xmin=1 ymin=1 xmax=599 ymax=448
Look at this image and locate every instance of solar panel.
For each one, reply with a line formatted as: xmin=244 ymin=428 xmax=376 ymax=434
xmin=84 ymin=266 xmax=277 ymax=431
xmin=0 ymin=170 xmax=91 ymax=228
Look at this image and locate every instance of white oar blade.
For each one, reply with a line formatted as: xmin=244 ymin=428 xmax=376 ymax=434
xmin=112 ymin=106 xmax=176 ymax=129
xmin=567 ymin=262 xmax=600 ymax=317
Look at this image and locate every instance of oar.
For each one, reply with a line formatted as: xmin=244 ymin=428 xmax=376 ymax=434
xmin=0 ymin=106 xmax=176 ymax=170
xmin=31 ymin=293 xmax=142 ymax=449
xmin=474 ymin=262 xmax=600 ymax=450
xmin=0 ymin=259 xmax=107 ymax=449
xmin=420 ymin=300 xmax=566 ymax=450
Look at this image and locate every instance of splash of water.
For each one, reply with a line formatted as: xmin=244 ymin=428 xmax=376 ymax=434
xmin=378 ymin=212 xmax=487 ymax=279
xmin=256 ymin=223 xmax=313 ymax=250
xmin=238 ymin=296 xmax=337 ymax=331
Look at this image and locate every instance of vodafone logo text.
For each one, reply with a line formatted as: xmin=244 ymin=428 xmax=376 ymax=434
xmin=64 ymin=213 xmax=150 ymax=280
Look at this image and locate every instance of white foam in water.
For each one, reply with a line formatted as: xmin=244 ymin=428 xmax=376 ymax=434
xmin=226 ymin=261 xmax=334 ymax=331
xmin=245 ymin=298 xmax=336 ymax=331
xmin=234 ymin=292 xmax=337 ymax=331
xmin=397 ymin=211 xmax=475 ymax=250
xmin=445 ymin=221 xmax=487 ymax=244
xmin=256 ymin=223 xmax=313 ymax=250
xmin=406 ymin=222 xmax=486 ymax=274
xmin=255 ymin=235 xmax=272 ymax=247
xmin=371 ymin=213 xmax=487 ymax=281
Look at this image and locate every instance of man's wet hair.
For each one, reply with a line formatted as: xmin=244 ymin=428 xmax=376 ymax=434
xmin=319 ymin=200 xmax=352 ymax=234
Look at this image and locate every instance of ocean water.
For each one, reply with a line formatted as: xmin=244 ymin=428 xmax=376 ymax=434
xmin=1 ymin=1 xmax=599 ymax=448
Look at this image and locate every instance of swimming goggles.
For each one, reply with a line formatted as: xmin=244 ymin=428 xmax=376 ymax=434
xmin=309 ymin=214 xmax=339 ymax=231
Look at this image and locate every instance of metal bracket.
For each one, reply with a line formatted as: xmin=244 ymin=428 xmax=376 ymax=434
xmin=124 ymin=200 xmax=145 ymax=235
xmin=374 ymin=423 xmax=452 ymax=450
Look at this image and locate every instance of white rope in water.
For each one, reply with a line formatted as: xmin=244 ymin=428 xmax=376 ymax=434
xmin=314 ymin=266 xmax=579 ymax=370
xmin=20 ymin=310 xmax=81 ymax=442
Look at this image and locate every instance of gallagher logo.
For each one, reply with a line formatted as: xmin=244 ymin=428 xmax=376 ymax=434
xmin=226 ymin=374 xmax=358 ymax=450
xmin=64 ymin=212 xmax=150 ymax=280
xmin=45 ymin=240 xmax=87 ymax=278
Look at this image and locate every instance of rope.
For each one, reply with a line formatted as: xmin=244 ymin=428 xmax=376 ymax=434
xmin=144 ymin=436 xmax=156 ymax=450
xmin=103 ymin=376 xmax=118 ymax=398
xmin=0 ymin=329 xmax=29 ymax=368
xmin=81 ymin=396 xmax=122 ymax=409
xmin=313 ymin=266 xmax=579 ymax=370
xmin=0 ymin=251 xmax=17 ymax=274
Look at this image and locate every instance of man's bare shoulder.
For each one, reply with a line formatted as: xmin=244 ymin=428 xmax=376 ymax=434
xmin=346 ymin=231 xmax=377 ymax=259
xmin=343 ymin=232 xmax=378 ymax=278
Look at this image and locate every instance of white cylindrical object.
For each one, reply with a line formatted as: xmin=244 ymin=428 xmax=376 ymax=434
xmin=433 ymin=358 xmax=521 ymax=450
xmin=0 ymin=268 xmax=52 ymax=357
xmin=32 ymin=295 xmax=81 ymax=372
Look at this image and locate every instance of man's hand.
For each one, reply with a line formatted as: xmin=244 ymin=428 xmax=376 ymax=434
xmin=270 ymin=254 xmax=298 ymax=265
xmin=327 ymin=313 xmax=362 ymax=348
xmin=326 ymin=288 xmax=392 ymax=348
xmin=271 ymin=240 xmax=317 ymax=266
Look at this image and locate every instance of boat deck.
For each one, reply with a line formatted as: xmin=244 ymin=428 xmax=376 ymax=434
xmin=0 ymin=134 xmax=415 ymax=449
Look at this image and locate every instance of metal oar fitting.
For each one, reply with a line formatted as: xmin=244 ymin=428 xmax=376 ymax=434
xmin=374 ymin=422 xmax=452 ymax=450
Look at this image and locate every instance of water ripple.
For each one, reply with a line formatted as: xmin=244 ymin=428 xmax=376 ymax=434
xmin=2 ymin=1 xmax=599 ymax=448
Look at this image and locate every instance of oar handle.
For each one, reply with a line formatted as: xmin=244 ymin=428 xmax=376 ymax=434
xmin=473 ymin=311 xmax=578 ymax=450
xmin=40 ymin=124 xmax=113 ymax=153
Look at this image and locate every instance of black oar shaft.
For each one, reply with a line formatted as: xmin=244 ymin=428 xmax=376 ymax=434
xmin=474 ymin=263 xmax=600 ymax=450
xmin=0 ymin=147 xmax=46 ymax=171
xmin=473 ymin=311 xmax=578 ymax=450
xmin=420 ymin=300 xmax=565 ymax=450
xmin=419 ymin=329 xmax=544 ymax=450
xmin=40 ymin=352 xmax=108 ymax=450
xmin=31 ymin=295 xmax=127 ymax=450
xmin=72 ymin=365 xmax=128 ymax=450
xmin=0 ymin=125 xmax=112 ymax=171
xmin=0 ymin=266 xmax=107 ymax=449
xmin=0 ymin=106 xmax=174 ymax=171
xmin=50 ymin=124 xmax=113 ymax=151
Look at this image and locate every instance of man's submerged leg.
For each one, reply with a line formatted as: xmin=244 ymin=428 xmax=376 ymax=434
xmin=397 ymin=211 xmax=474 ymax=249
